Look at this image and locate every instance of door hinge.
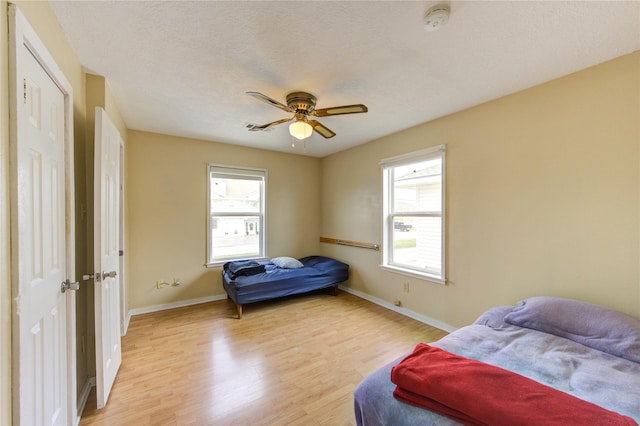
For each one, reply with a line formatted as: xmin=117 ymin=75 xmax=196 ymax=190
xmin=23 ymin=79 xmax=26 ymax=104
xmin=119 ymin=250 xmax=124 ymax=256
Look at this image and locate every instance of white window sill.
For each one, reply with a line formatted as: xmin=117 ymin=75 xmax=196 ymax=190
xmin=206 ymin=256 xmax=268 ymax=268
xmin=380 ymin=264 xmax=446 ymax=285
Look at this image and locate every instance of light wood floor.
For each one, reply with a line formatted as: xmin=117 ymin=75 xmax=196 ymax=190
xmin=80 ymin=290 xmax=448 ymax=425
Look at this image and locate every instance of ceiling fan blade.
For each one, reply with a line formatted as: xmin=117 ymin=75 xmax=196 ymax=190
xmin=246 ymin=91 xmax=292 ymax=113
xmin=312 ymin=104 xmax=368 ymax=117
xmin=308 ymin=120 xmax=336 ymax=139
xmin=246 ymin=117 xmax=292 ymax=131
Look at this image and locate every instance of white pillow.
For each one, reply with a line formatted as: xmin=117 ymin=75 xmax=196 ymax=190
xmin=271 ymin=256 xmax=304 ymax=269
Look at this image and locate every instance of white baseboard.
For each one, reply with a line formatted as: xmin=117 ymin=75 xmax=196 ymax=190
xmin=338 ymin=285 xmax=457 ymax=333
xmin=128 ymin=294 xmax=228 ymax=318
xmin=76 ymin=376 xmax=96 ymax=422
xmin=126 ymin=290 xmax=456 ymax=332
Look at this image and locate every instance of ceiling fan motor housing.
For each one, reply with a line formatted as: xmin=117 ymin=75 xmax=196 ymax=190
xmin=286 ymin=92 xmax=317 ymax=114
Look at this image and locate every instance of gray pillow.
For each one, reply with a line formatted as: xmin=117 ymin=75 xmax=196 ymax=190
xmin=504 ymin=296 xmax=640 ymax=363
xmin=270 ymin=256 xmax=304 ymax=269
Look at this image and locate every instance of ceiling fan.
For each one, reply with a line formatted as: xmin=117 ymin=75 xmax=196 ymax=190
xmin=245 ymin=91 xmax=368 ymax=140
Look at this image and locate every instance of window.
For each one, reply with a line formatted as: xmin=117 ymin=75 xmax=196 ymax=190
xmin=381 ymin=145 xmax=446 ymax=284
xmin=207 ymin=164 xmax=266 ymax=266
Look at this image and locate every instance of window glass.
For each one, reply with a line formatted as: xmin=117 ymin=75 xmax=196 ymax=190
xmin=392 ymin=158 xmax=442 ymax=213
xmin=382 ymin=146 xmax=445 ymax=283
xmin=207 ymin=165 xmax=266 ymax=265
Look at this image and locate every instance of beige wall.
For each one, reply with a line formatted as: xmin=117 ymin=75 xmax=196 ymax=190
xmin=322 ymin=52 xmax=640 ymax=328
xmin=126 ymin=130 xmax=321 ymax=310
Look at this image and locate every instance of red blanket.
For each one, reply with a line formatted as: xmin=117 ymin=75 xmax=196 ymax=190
xmin=390 ymin=343 xmax=637 ymax=426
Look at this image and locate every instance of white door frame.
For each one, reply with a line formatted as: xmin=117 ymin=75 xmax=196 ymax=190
xmin=8 ymin=4 xmax=77 ymax=425
xmin=119 ymin=140 xmax=127 ymax=335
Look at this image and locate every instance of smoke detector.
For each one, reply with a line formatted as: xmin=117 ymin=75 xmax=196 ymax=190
xmin=424 ymin=5 xmax=450 ymax=31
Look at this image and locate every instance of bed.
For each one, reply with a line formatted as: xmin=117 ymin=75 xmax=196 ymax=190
xmin=354 ymin=296 xmax=640 ymax=425
xmin=222 ymin=255 xmax=349 ymax=318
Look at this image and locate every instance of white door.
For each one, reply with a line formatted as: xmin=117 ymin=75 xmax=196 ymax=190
xmin=9 ymin=5 xmax=76 ymax=425
xmin=94 ymin=107 xmax=123 ymax=408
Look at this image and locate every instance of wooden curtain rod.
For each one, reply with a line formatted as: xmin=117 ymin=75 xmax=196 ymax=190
xmin=320 ymin=237 xmax=380 ymax=251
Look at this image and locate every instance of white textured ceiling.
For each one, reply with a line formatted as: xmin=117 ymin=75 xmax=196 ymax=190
xmin=49 ymin=1 xmax=640 ymax=157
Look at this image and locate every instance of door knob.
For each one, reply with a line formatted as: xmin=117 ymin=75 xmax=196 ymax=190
xmin=102 ymin=271 xmax=117 ymax=280
xmin=61 ymin=279 xmax=80 ymax=293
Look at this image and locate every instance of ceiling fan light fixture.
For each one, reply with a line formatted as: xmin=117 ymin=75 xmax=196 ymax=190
xmin=289 ymin=120 xmax=313 ymax=140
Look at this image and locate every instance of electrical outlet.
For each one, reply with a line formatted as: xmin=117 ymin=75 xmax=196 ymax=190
xmin=403 ymin=282 xmax=410 ymax=293
xmin=156 ymin=279 xmax=163 ymax=289
xmin=173 ymin=278 xmax=182 ymax=286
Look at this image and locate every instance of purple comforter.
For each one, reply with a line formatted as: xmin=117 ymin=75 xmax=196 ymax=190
xmin=354 ymin=299 xmax=640 ymax=425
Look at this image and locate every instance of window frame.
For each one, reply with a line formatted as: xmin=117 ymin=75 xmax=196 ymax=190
xmin=206 ymin=164 xmax=267 ymax=267
xmin=380 ymin=145 xmax=446 ymax=284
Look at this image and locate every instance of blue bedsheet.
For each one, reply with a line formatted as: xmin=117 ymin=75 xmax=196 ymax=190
xmin=222 ymin=255 xmax=349 ymax=305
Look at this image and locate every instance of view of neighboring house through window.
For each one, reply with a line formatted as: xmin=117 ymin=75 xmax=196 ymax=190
xmin=381 ymin=145 xmax=446 ymax=283
xmin=207 ymin=165 xmax=266 ymax=265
